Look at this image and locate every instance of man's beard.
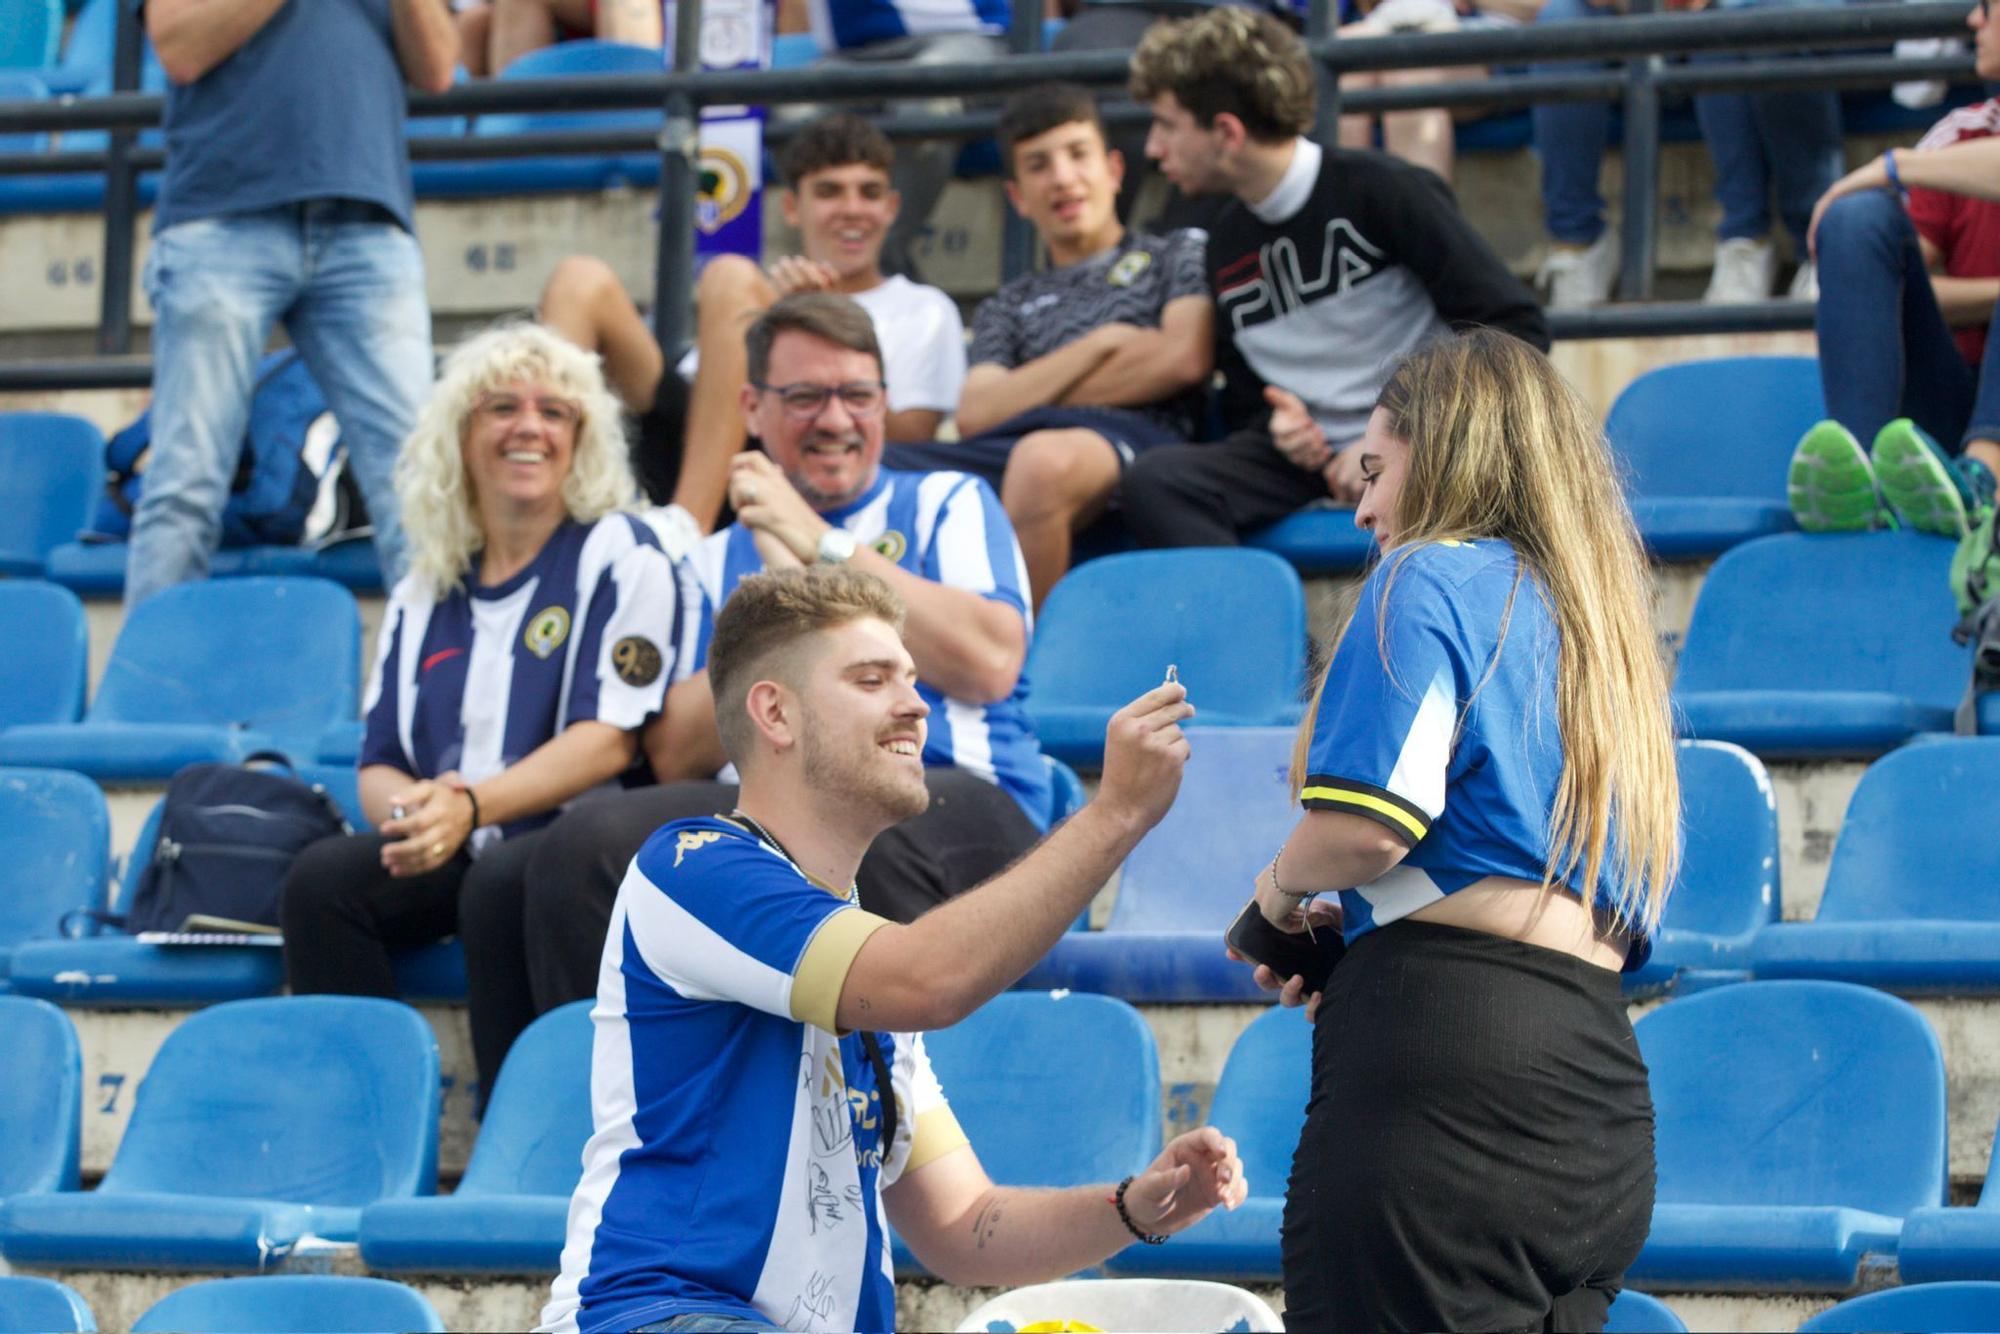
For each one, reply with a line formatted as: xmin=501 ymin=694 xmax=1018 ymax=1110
xmin=800 ymin=715 xmax=931 ymax=828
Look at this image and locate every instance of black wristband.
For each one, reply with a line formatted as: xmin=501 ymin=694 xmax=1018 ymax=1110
xmin=461 ymin=784 xmax=481 ymax=831
xmin=1113 ymin=1175 xmax=1168 ymax=1245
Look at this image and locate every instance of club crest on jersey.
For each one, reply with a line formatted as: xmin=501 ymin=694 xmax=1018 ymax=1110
xmin=523 ymin=606 xmax=570 ymax=659
xmin=696 ymin=146 xmax=754 ymax=235
xmin=1107 ymin=250 xmax=1152 ymax=288
xmin=612 ymin=635 xmax=663 ymax=686
xmin=674 ymin=828 xmax=725 ymax=866
xmin=872 ymin=530 xmax=908 ymax=563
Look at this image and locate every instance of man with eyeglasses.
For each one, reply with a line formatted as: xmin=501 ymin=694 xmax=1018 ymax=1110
xmin=481 ymin=292 xmax=1050 ymax=1073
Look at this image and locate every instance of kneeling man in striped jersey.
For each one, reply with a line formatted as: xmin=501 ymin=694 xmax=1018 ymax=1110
xmin=538 ymin=565 xmax=1245 ymax=1334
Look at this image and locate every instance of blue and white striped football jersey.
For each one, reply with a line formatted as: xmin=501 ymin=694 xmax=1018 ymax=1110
xmin=1302 ymin=538 xmax=1651 ymax=969
xmin=682 ymin=467 xmax=1051 ymax=827
xmin=538 ymin=815 xmax=967 ymax=1334
xmin=359 ymin=514 xmax=693 ymax=850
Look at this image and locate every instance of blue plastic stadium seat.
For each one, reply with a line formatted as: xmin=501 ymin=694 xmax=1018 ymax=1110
xmin=1624 ymin=740 xmax=1778 ymax=996
xmin=414 ymin=40 xmax=664 ymax=197
xmin=0 ymin=582 xmax=87 ymax=729
xmin=0 ymin=1276 xmax=94 ymax=1334
xmin=0 ymin=996 xmax=439 ymax=1270
xmin=361 ymin=1000 xmax=592 ymax=1272
xmin=1027 ymin=550 xmax=1305 ymax=767
xmin=1244 ymin=506 xmax=1378 ymax=575
xmin=0 ymin=997 xmax=82 ymax=1196
xmin=1752 ymin=738 xmax=2000 ymax=991
xmin=1902 ymin=1121 xmax=2000 ymax=1284
xmin=1604 ymin=357 xmax=1822 ymax=560
xmin=1630 ymin=980 xmax=1945 ymax=1291
xmin=1019 ymin=727 xmax=1296 ymax=1001
xmin=0 ymin=576 xmax=359 ymax=782
xmin=0 ymin=71 xmax=52 ymax=155
xmin=42 ymin=537 xmax=383 ymax=596
xmin=0 ymin=1 xmax=63 ymax=67
xmin=132 ymin=1276 xmax=444 ymax=1334
xmin=1604 ymin=1289 xmax=1688 ymax=1333
xmin=1983 ymin=692 xmax=2000 ymax=735
xmin=1672 ymin=532 xmax=1967 ymax=759
xmin=0 ymin=413 xmax=101 ymax=576
xmin=1044 ymin=753 xmax=1086 ymax=826
xmin=0 ymin=0 xmax=167 ymax=215
xmin=771 ymin=32 xmax=820 ymax=67
xmin=0 ymin=768 xmax=107 ymax=986
xmin=1107 ymin=1005 xmax=1309 ymax=1279
xmin=1795 ymin=1281 xmax=2000 ymax=1333
xmin=899 ymin=993 xmax=1161 ymax=1276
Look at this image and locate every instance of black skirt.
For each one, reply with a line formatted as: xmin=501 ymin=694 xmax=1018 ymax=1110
xmin=1280 ymin=920 xmax=1656 ymax=1334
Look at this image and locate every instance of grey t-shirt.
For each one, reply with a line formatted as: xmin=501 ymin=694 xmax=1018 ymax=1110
xmin=147 ymin=0 xmax=415 ymax=233
xmin=968 ymin=227 xmax=1210 ymax=436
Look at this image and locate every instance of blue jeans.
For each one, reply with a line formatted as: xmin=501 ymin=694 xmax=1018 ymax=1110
xmin=633 ymin=1314 xmax=780 ymax=1332
xmin=1530 ymin=0 xmax=1842 ymax=249
xmin=1815 ymin=188 xmax=2000 ymax=453
xmin=128 ymin=202 xmax=432 ymax=607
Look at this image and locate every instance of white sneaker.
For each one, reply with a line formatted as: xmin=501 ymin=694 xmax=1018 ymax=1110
xmin=1787 ymin=259 xmax=1818 ymax=302
xmin=1705 ymin=237 xmax=1777 ymax=304
xmin=1536 ymin=231 xmax=1618 ymax=310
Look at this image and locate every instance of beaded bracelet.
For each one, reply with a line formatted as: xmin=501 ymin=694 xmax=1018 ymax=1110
xmin=1884 ymin=148 xmax=1908 ymax=198
xmin=1268 ymin=856 xmax=1314 ymax=900
xmin=1111 ymin=1175 xmax=1168 ymax=1245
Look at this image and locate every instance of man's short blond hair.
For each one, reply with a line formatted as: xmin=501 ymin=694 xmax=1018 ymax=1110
xmin=708 ymin=566 xmax=908 ymax=767
xmin=1128 ymin=8 xmax=1316 ymax=142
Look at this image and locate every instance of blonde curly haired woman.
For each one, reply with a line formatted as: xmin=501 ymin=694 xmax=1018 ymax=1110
xmin=1238 ymin=329 xmax=1681 ymax=1332
xmin=283 ymin=321 xmax=690 ymax=1108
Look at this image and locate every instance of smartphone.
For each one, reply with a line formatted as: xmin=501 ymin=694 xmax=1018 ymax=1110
xmin=1226 ymin=899 xmax=1345 ymax=994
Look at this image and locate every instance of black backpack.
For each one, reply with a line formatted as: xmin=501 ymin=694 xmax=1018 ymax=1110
xmin=120 ymin=755 xmax=351 ymax=934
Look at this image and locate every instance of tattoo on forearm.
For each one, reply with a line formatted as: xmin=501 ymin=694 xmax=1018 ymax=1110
xmin=971 ymin=1199 xmax=1002 ymax=1250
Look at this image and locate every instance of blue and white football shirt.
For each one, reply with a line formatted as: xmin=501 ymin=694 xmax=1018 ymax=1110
xmin=681 ymin=467 xmax=1051 ymax=827
xmin=538 ymin=815 xmax=968 ymax=1334
xmin=360 ymin=515 xmax=692 ymax=849
xmin=1302 ymin=538 xmax=1651 ymax=968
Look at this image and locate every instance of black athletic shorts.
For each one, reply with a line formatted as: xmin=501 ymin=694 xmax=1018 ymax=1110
xmin=1281 ymin=920 xmax=1656 ymax=1334
xmin=628 ymin=369 xmax=691 ymax=506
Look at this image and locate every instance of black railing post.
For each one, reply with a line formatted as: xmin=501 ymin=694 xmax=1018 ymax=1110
xmin=97 ymin=0 xmax=144 ymax=355
xmin=999 ymin=0 xmax=1042 ymax=284
xmin=654 ymin=0 xmax=705 ymax=356
xmin=1617 ymin=51 xmax=1662 ymax=301
xmin=1309 ymin=0 xmax=1342 ymax=147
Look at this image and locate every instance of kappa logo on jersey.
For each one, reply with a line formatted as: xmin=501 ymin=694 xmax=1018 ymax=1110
xmin=673 ymin=828 xmax=725 ymax=866
xmin=872 ymin=530 xmax=907 ymax=563
xmin=1215 ymin=219 xmax=1388 ymax=335
xmin=612 ymin=634 xmax=663 ymax=686
xmin=1107 ymin=249 xmax=1153 ymax=288
xmin=523 ymin=606 xmax=570 ymax=659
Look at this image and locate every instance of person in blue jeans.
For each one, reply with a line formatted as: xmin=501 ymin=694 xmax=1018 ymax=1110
xmin=1531 ymin=0 xmax=1841 ymax=308
xmin=128 ymin=0 xmax=458 ymax=608
xmin=1787 ymin=5 xmax=2000 ymax=545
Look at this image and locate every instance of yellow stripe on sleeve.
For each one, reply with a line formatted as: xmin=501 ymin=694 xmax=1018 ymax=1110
xmin=1298 ymin=785 xmax=1429 ymax=842
xmin=905 ymin=1105 xmax=971 ymax=1176
xmin=791 ymin=908 xmax=893 ymax=1035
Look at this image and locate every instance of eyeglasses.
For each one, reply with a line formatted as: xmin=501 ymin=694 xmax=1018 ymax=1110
xmin=475 ymin=393 xmax=580 ymax=430
xmin=752 ymin=380 xmax=887 ymax=420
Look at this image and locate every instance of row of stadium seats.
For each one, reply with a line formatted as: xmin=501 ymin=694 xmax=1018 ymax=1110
xmin=0 ymin=357 xmax=1827 ymax=588
xmin=0 ymin=982 xmax=1994 ymax=1295
xmin=0 ymin=1273 xmax=446 ymax=1333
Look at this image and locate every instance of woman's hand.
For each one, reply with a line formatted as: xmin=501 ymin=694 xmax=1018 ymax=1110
xmin=379 ymin=770 xmax=475 ymax=878
xmin=1228 ymin=896 xmax=1341 ymax=1022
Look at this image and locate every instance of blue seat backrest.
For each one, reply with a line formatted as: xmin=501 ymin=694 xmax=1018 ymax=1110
xmin=1605 ymin=357 xmax=1823 ymax=501
xmin=0 ymin=414 xmax=102 ymax=565
xmin=480 ymin=40 xmax=665 ymax=136
xmin=1636 ymin=981 xmax=1945 ymax=1217
xmin=1674 ymin=532 xmax=1966 ymax=707
xmin=0 ymin=997 xmax=82 ymax=1196
xmin=0 ymin=73 xmax=52 ymax=153
xmin=459 ymin=1000 xmax=594 ymax=1196
xmin=1203 ymin=1006 xmax=1311 ymax=1200
xmin=132 ymin=1276 xmax=444 ymax=1334
xmin=0 ymin=582 xmax=87 ymax=727
xmin=1111 ymin=727 xmax=1297 ymax=932
xmin=1604 ymin=1289 xmax=1687 ymax=1333
xmin=104 ymin=995 xmax=438 ymax=1206
xmin=0 ymin=768 xmax=108 ymax=952
xmin=109 ymin=798 xmax=163 ymax=916
xmin=1815 ymin=738 xmax=2000 ymax=923
xmin=1796 ymin=1282 xmax=2000 ymax=1334
xmin=924 ymin=992 xmax=1160 ymax=1187
xmin=0 ymin=1275 xmax=95 ymax=1334
xmin=89 ymin=576 xmax=360 ymax=743
xmin=1044 ymin=755 xmax=1087 ymax=826
xmin=1029 ymin=550 xmax=1305 ymax=720
xmin=0 ymin=1 xmax=62 ymax=69
xmin=1662 ymin=740 xmax=1778 ymax=939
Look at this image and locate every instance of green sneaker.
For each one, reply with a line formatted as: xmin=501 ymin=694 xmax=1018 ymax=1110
xmin=1788 ymin=421 xmax=1891 ymax=532
xmin=1873 ymin=418 xmax=1972 ymax=538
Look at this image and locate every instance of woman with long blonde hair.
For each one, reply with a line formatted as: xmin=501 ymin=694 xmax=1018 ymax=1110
xmin=1239 ymin=329 xmax=1680 ymax=1332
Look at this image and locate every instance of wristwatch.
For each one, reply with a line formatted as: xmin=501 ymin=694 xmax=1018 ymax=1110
xmin=817 ymin=527 xmax=859 ymax=565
